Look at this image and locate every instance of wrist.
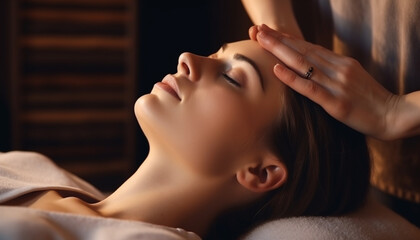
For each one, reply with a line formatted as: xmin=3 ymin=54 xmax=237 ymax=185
xmin=384 ymin=92 xmax=420 ymax=140
xmin=382 ymin=93 xmax=401 ymax=140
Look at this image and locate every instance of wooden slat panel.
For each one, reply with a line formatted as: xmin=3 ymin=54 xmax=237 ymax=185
xmin=62 ymin=159 xmax=132 ymax=177
xmin=22 ymin=110 xmax=127 ymax=123
xmin=21 ymin=36 xmax=129 ymax=49
xmin=22 ymin=9 xmax=129 ymax=23
xmin=23 ymin=92 xmax=125 ymax=103
xmin=21 ymin=144 xmax=124 ymax=156
xmin=24 ymin=49 xmax=125 ymax=65
xmin=22 ymin=20 xmax=125 ymax=36
xmin=22 ymin=92 xmax=125 ymax=110
xmin=12 ymin=0 xmax=137 ymax=191
xmin=23 ymin=123 xmax=125 ymax=142
xmin=22 ymin=62 xmax=125 ymax=74
xmin=23 ymin=74 xmax=125 ymax=90
xmin=24 ymin=0 xmax=129 ymax=7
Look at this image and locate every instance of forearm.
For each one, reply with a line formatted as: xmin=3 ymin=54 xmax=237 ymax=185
xmin=241 ymin=0 xmax=303 ymax=38
xmin=389 ymin=91 xmax=420 ymax=139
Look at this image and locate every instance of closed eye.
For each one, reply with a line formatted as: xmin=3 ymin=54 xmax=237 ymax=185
xmin=223 ymin=73 xmax=241 ymax=87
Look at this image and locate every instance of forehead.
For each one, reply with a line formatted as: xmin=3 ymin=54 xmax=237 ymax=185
xmin=220 ymin=40 xmax=279 ymax=85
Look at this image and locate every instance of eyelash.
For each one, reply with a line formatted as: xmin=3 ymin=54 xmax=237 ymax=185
xmin=222 ymin=73 xmax=241 ymax=87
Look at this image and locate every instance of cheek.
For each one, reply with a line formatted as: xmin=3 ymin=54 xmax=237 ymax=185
xmin=134 ymin=85 xmax=278 ymax=176
xmin=187 ymin=86 xmax=253 ymax=139
xmin=175 ymin=87 xmax=262 ymax=171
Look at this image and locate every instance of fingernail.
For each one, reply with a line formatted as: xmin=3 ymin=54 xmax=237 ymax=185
xmin=274 ymin=64 xmax=285 ymax=75
xmin=257 ymin=31 xmax=272 ymax=45
xmin=261 ymin=24 xmax=269 ymax=30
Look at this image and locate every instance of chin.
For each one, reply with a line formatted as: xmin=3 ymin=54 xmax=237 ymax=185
xmin=134 ymin=94 xmax=159 ymax=133
xmin=134 ymin=93 xmax=176 ymax=142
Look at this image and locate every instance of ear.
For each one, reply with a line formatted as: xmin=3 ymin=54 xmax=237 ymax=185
xmin=236 ymin=152 xmax=287 ymax=193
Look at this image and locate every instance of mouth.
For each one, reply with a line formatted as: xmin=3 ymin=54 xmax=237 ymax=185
xmin=155 ymin=74 xmax=181 ymax=100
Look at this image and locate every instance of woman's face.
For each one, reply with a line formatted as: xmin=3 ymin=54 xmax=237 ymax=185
xmin=135 ymin=40 xmax=284 ymax=176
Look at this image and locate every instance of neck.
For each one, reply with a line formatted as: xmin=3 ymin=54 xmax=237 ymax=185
xmin=92 ymin=151 xmax=237 ymax=236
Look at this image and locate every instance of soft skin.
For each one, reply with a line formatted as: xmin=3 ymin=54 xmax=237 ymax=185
xmin=135 ymin=40 xmax=286 ymax=177
xmin=250 ymin=24 xmax=420 ymax=140
xmin=242 ymin=0 xmax=420 ymax=140
xmin=21 ymin=40 xmax=289 ymax=238
xmin=100 ymin=40 xmax=289 ymax=236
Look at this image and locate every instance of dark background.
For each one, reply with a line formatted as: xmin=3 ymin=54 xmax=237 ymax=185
xmin=0 ymin=0 xmax=12 ymax=152
xmin=0 ymin=0 xmax=252 ymax=171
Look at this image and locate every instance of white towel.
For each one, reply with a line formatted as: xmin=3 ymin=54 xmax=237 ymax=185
xmin=242 ymin=195 xmax=420 ymax=240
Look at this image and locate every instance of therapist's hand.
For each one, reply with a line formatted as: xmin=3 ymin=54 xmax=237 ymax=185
xmin=250 ymin=24 xmax=400 ymax=140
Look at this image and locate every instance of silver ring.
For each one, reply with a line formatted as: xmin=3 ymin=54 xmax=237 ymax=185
xmin=305 ymin=67 xmax=314 ymax=79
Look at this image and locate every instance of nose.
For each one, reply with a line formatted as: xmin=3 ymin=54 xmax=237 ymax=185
xmin=177 ymin=52 xmax=201 ymax=82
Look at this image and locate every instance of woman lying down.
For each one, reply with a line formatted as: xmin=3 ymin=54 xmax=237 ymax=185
xmin=0 ymin=40 xmax=371 ymax=240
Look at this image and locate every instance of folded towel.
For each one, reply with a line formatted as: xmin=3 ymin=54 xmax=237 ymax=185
xmin=0 ymin=151 xmax=105 ymax=203
xmin=0 ymin=151 xmax=200 ymax=240
xmin=242 ymin=196 xmax=420 ymax=240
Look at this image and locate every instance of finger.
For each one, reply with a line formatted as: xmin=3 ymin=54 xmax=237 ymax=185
xmin=311 ymin=46 xmax=348 ymax=66
xmin=249 ymin=25 xmax=258 ymax=41
xmin=257 ymin=25 xmax=332 ymax=81
xmin=259 ymin=24 xmax=344 ymax=66
xmin=256 ymin=30 xmax=311 ymax=77
xmin=273 ymin=63 xmax=336 ymax=108
xmin=305 ymin=52 xmax=341 ymax=84
xmin=257 ymin=24 xmax=342 ymax=88
xmin=266 ymin=33 xmax=345 ymax=81
xmin=258 ymin=24 xmax=292 ymax=38
xmin=257 ymin=27 xmax=340 ymax=89
xmin=279 ymin=36 xmax=348 ymax=67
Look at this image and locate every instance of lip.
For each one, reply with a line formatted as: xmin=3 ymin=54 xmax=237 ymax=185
xmin=155 ymin=74 xmax=181 ymax=100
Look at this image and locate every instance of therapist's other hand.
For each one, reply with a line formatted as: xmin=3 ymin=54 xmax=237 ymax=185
xmin=250 ymin=24 xmax=400 ymax=140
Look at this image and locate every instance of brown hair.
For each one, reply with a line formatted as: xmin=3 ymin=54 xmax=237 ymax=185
xmin=206 ymin=87 xmax=371 ymax=240
xmin=262 ymin=86 xmax=371 ymax=218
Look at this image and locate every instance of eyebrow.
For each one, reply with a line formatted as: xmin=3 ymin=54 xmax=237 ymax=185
xmin=221 ymin=43 xmax=265 ymax=91
xmin=233 ymin=53 xmax=265 ymax=91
